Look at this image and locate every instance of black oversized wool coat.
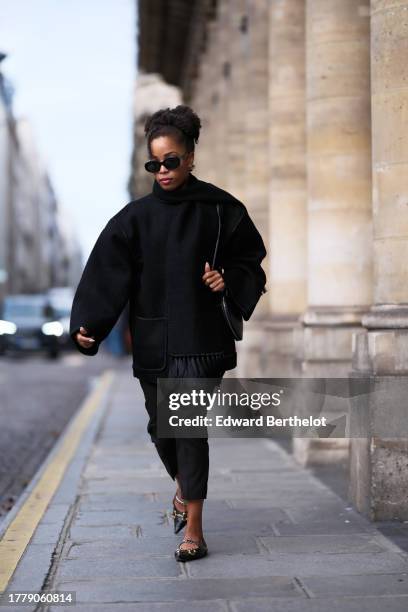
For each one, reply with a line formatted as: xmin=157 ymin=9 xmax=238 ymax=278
xmin=69 ymin=173 xmax=267 ymax=378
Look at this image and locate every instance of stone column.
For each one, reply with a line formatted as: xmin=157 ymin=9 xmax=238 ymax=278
xmin=349 ymin=0 xmax=408 ymax=520
xmin=225 ymin=0 xmax=248 ymax=204
xmin=194 ymin=20 xmax=220 ymax=184
xmin=266 ymin=0 xmax=307 ymax=377
xmin=294 ymin=0 xmax=373 ymax=465
xmin=244 ymin=0 xmax=270 ymax=318
xmin=192 ymin=53 xmax=212 ymax=180
xmin=229 ymin=0 xmax=270 ymax=376
xmin=211 ymin=1 xmax=230 ymax=190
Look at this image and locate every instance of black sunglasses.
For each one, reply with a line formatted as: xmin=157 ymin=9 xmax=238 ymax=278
xmin=144 ymin=153 xmax=188 ymax=173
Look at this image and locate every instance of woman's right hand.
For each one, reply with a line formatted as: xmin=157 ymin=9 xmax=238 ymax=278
xmin=75 ymin=326 xmax=96 ymax=349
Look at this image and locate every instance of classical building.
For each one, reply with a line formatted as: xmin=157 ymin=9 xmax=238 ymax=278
xmin=133 ymin=0 xmax=408 ymax=520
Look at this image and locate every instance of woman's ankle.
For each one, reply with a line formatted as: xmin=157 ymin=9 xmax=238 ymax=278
xmin=185 ymin=523 xmax=203 ymax=537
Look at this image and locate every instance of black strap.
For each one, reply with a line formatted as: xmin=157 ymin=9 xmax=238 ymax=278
xmin=212 ymin=203 xmax=221 ymax=270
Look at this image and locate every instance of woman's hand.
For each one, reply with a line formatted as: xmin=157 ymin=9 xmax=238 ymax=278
xmin=202 ymin=261 xmax=225 ymax=292
xmin=75 ymin=326 xmax=96 ymax=350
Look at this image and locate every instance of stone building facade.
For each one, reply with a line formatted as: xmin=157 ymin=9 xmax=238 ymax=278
xmin=132 ymin=0 xmax=408 ymax=521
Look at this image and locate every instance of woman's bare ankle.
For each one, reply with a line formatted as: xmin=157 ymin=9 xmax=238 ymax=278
xmin=173 ymin=480 xmax=186 ymax=513
xmin=180 ymin=528 xmax=205 ymax=549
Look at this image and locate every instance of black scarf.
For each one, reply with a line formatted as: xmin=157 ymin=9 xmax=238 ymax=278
xmin=152 ymin=172 xmax=241 ymax=205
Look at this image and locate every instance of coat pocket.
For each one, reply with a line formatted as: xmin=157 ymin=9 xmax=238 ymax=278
xmin=132 ymin=315 xmax=167 ymax=371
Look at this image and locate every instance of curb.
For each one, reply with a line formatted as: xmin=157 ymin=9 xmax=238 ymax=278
xmin=0 ymin=369 xmax=116 ymax=598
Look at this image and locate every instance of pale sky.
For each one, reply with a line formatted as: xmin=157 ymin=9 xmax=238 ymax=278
xmin=0 ymin=0 xmax=136 ymax=259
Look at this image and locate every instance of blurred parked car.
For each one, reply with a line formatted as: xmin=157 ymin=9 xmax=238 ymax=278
xmin=0 ymin=294 xmax=64 ymax=358
xmin=46 ymin=287 xmax=75 ymax=350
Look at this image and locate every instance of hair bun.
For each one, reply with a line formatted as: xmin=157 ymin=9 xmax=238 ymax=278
xmin=144 ymin=105 xmax=201 ymax=145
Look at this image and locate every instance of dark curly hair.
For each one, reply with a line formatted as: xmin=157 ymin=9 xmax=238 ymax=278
xmin=144 ymin=105 xmax=202 ymax=158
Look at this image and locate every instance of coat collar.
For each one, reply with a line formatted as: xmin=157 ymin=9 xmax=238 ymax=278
xmin=152 ymin=172 xmax=242 ymax=205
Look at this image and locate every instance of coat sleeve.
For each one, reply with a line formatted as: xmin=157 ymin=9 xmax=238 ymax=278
xmin=220 ymin=208 xmax=268 ymax=321
xmin=69 ymin=215 xmax=134 ymax=355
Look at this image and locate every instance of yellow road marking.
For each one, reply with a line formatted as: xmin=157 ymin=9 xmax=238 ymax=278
xmin=0 ymin=369 xmax=115 ymax=591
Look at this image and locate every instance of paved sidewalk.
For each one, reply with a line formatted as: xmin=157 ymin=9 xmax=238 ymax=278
xmin=2 ymin=367 xmax=408 ymax=611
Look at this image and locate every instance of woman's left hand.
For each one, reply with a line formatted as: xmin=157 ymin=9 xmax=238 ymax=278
xmin=202 ymin=261 xmax=225 ymax=292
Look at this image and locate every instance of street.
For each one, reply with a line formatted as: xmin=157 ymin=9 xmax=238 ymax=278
xmin=0 ymin=350 xmax=131 ymax=520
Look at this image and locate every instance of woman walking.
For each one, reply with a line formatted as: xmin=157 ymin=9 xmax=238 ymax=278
xmin=69 ymin=104 xmax=267 ymax=562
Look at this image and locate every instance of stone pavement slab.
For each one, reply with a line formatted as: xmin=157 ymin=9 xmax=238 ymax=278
xmin=231 ymin=596 xmax=408 ymax=612
xmin=51 ymin=575 xmax=303 ymax=604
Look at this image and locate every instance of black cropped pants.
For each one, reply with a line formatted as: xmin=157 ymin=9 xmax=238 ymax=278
xmin=137 ymin=354 xmax=225 ymax=500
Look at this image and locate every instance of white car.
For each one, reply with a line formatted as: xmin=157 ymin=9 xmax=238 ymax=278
xmin=0 ymin=294 xmax=63 ymax=358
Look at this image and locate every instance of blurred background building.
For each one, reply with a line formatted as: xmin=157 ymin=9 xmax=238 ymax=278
xmin=131 ymin=0 xmax=408 ymax=521
xmin=0 ymin=53 xmax=82 ymax=303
